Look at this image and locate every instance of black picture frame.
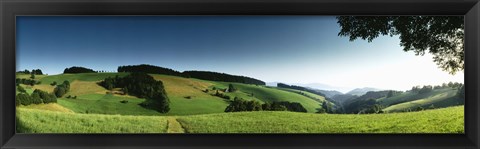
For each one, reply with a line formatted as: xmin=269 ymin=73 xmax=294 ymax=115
xmin=1 ymin=0 xmax=479 ymax=148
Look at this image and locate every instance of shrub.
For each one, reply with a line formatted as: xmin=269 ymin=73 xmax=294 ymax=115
xmin=17 ymin=85 xmax=26 ymax=93
xmin=224 ymin=98 xmax=302 ymax=112
xmin=16 ymin=93 xmax=32 ymax=106
xmin=31 ymin=92 xmax=43 ymax=104
xmin=34 ymin=89 xmax=57 ymax=103
xmin=214 ymin=91 xmax=230 ymax=100
xmin=226 ymin=84 xmax=237 ymax=92
xmin=15 ymin=98 xmax=20 ymax=107
xmin=44 ymin=94 xmax=57 ymax=103
xmin=54 ymin=86 xmax=67 ymax=97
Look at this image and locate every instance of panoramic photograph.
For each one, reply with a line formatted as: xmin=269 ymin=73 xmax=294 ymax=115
xmin=15 ymin=16 xmax=464 ymax=133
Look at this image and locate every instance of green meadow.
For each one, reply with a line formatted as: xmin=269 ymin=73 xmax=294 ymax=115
xmin=15 ymin=72 xmax=465 ymax=133
xmin=17 ymin=106 xmax=464 ymax=133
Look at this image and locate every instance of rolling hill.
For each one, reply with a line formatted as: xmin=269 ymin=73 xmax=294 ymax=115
xmin=24 ymin=73 xmax=325 ymax=116
xmin=381 ymin=88 xmax=463 ymax=113
xmin=15 ymin=70 xmax=464 ymax=134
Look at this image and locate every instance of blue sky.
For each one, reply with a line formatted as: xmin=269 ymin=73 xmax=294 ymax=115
xmin=16 ymin=16 xmax=463 ymax=92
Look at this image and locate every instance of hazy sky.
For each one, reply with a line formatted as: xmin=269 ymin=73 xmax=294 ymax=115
xmin=16 ymin=16 xmax=464 ymax=91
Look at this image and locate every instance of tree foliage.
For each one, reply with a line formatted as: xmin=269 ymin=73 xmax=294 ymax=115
xmin=99 ymin=72 xmax=170 ymax=113
xmin=16 ymin=78 xmax=39 ymax=86
xmin=118 ymin=64 xmax=266 ymax=85
xmin=226 ymin=84 xmax=237 ymax=92
xmin=54 ymin=80 xmax=70 ymax=98
xmin=224 ymin=97 xmax=306 ymax=113
xmin=64 ymin=66 xmax=96 ymax=74
xmin=17 ymin=85 xmax=26 ymax=93
xmin=183 ymin=71 xmax=266 ymax=85
xmin=17 ymin=69 xmax=30 ymax=74
xmin=118 ymin=64 xmax=184 ymax=77
xmin=16 ymin=89 xmax=57 ymax=106
xmin=33 ymin=89 xmax=57 ymax=103
xmin=31 ymin=92 xmax=43 ymax=104
xmin=16 ymin=93 xmax=32 ymax=106
xmin=31 ymin=69 xmax=43 ymax=75
xmin=342 ymin=91 xmax=389 ymax=114
xmin=337 ymin=16 xmax=464 ymax=74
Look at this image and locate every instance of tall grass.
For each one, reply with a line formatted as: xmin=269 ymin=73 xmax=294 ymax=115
xmin=178 ymin=106 xmax=464 ymax=133
xmin=17 ymin=108 xmax=168 ymax=133
xmin=17 ymin=106 xmax=463 ymax=133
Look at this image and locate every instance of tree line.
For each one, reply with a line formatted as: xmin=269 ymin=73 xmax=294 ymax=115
xmin=342 ymin=91 xmax=390 ymax=114
xmin=17 ymin=69 xmax=43 ymax=75
xmin=64 ymin=66 xmax=96 ymax=74
xmin=16 ymin=87 xmax=57 ymax=106
xmin=16 ymin=78 xmax=40 ymax=86
xmin=341 ymin=82 xmax=465 ymax=114
xmin=224 ymin=97 xmax=307 ymax=113
xmin=98 ymin=72 xmax=170 ymax=113
xmin=117 ymin=64 xmax=266 ymax=85
xmin=118 ymin=64 xmax=183 ymax=77
xmin=183 ymin=71 xmax=265 ymax=85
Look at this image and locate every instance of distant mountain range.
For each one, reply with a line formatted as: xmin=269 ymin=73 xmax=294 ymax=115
xmin=266 ymin=82 xmax=354 ymax=93
xmin=267 ymin=82 xmax=385 ymax=94
xmin=345 ymin=87 xmax=382 ymax=96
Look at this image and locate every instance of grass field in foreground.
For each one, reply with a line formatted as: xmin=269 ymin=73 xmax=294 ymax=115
xmin=17 ymin=106 xmax=464 ymax=133
xmin=178 ymin=106 xmax=464 ymax=133
xmin=16 ymin=108 xmax=168 ymax=133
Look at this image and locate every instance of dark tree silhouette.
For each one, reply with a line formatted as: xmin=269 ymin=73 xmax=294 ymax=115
xmin=17 ymin=85 xmax=26 ymax=93
xmin=31 ymin=69 xmax=43 ymax=75
xmin=183 ymin=71 xmax=265 ymax=85
xmin=64 ymin=66 xmax=96 ymax=73
xmin=118 ymin=64 xmax=183 ymax=77
xmin=337 ymin=16 xmax=464 ymax=74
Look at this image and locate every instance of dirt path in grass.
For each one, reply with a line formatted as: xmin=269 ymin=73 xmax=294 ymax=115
xmin=167 ymin=117 xmax=186 ymax=133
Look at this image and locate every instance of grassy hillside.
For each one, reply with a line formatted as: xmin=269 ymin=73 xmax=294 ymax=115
xmin=383 ymin=89 xmax=463 ymax=113
xmin=17 ymin=108 xmax=168 ymax=133
xmin=19 ymin=103 xmax=74 ymax=113
xmin=17 ymin=106 xmax=464 ymax=133
xmin=276 ymin=88 xmax=329 ymax=103
xmin=57 ymin=94 xmax=162 ymax=115
xmin=39 ymin=73 xmax=129 ymax=85
xmin=377 ymin=88 xmax=457 ymax=106
xmin=150 ymin=74 xmax=230 ymax=115
xmin=206 ymin=82 xmax=323 ymax=113
xmin=31 ymin=73 xmax=324 ymax=115
xmin=178 ymin=106 xmax=464 ymax=133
